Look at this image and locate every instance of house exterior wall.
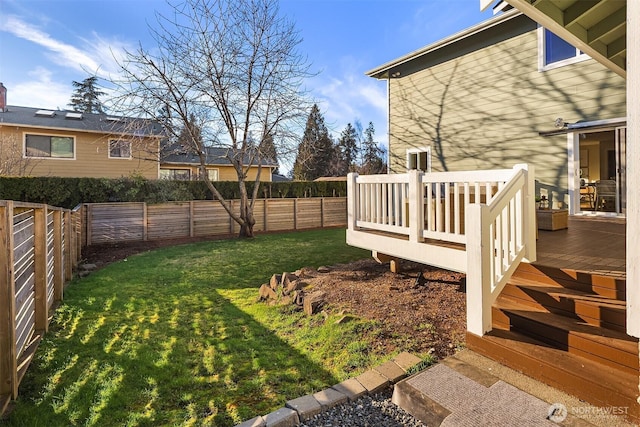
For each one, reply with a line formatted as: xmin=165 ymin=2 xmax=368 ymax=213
xmin=387 ymin=14 xmax=626 ymax=207
xmin=0 ymin=125 xmax=159 ymax=179
xmin=159 ymin=164 xmax=273 ymax=182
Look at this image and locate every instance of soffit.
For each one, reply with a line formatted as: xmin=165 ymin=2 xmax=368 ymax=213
xmin=494 ymin=0 xmax=626 ymax=77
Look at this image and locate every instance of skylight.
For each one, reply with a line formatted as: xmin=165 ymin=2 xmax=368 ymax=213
xmin=65 ymin=112 xmax=83 ymax=120
xmin=35 ymin=109 xmax=55 ymax=117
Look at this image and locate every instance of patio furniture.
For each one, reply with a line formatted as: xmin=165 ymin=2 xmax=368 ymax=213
xmin=595 ymin=180 xmax=617 ymax=211
xmin=536 ymin=209 xmax=568 ymax=231
xmin=580 ymin=182 xmax=595 ymax=210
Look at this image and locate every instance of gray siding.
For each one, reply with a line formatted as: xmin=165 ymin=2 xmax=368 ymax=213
xmin=387 ymin=15 xmax=625 ymax=206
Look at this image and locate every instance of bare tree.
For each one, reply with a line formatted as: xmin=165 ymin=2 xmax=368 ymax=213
xmin=111 ymin=0 xmax=312 ymax=237
xmin=0 ymin=133 xmax=39 ymax=176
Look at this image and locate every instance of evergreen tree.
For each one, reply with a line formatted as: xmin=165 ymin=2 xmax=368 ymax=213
xmin=334 ymin=123 xmax=359 ymax=175
xmin=293 ymin=104 xmax=333 ymax=180
xmin=68 ymin=76 xmax=106 ymax=113
xmin=258 ymin=132 xmax=279 ymax=174
xmin=360 ymin=121 xmax=386 ymax=174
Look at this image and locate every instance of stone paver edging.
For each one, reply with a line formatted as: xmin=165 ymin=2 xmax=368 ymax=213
xmin=235 ymin=352 xmax=423 ymax=427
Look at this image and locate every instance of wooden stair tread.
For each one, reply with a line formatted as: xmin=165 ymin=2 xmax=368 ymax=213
xmin=506 ymin=278 xmax=625 ymax=306
xmin=494 ymin=298 xmax=638 ymax=353
xmin=466 ymin=329 xmax=639 ymax=415
xmin=503 ymin=283 xmax=625 ymax=311
xmin=513 ymin=264 xmax=626 ymax=299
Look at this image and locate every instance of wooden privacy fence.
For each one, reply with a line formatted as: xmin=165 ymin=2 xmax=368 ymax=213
xmin=83 ymin=198 xmax=347 ymax=245
xmin=0 ymin=201 xmax=81 ymax=413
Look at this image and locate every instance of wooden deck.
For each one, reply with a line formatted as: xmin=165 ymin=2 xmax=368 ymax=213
xmin=468 ymin=216 xmax=639 ymax=424
xmin=535 ymin=216 xmax=626 ymax=277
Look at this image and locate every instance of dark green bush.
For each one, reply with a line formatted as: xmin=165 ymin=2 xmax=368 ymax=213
xmin=0 ymin=177 xmax=347 ymax=209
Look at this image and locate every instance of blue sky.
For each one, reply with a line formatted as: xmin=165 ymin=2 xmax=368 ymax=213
xmin=0 ymin=0 xmax=495 ymax=154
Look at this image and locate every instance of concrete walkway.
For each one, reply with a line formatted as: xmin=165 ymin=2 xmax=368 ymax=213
xmin=236 ymin=349 xmax=636 ymax=427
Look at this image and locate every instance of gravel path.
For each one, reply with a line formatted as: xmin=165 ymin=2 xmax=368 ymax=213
xmin=300 ymin=389 xmax=427 ymax=427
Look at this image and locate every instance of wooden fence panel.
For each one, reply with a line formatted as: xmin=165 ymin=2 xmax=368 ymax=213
xmin=46 ymin=211 xmax=55 ymax=309
xmin=265 ymin=199 xmax=296 ymax=231
xmin=84 ymin=197 xmax=348 ymax=243
xmin=296 ymin=199 xmax=323 ymax=229
xmin=147 ymin=203 xmax=191 ymax=240
xmin=12 ymin=210 xmax=36 ymax=363
xmin=87 ymin=202 xmax=145 ymax=244
xmin=1 ymin=201 xmax=79 ymax=413
xmin=192 ymin=201 xmax=234 ymax=237
xmin=323 ymin=198 xmax=348 ymax=226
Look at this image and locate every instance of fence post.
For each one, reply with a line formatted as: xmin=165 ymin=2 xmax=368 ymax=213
xmin=515 ymin=164 xmax=537 ymax=263
xmin=34 ymin=207 xmax=48 ymax=332
xmin=466 ymin=203 xmax=493 ymax=336
xmin=86 ymin=204 xmax=93 ymax=246
xmin=320 ymin=198 xmax=325 ymax=228
xmin=63 ymin=211 xmax=72 ymax=282
xmin=408 ymin=170 xmax=424 ymax=243
xmin=293 ymin=199 xmax=298 ymax=230
xmin=142 ymin=203 xmax=148 ymax=241
xmin=53 ymin=210 xmax=64 ymax=303
xmin=264 ymin=199 xmax=269 ymax=232
xmin=0 ymin=201 xmax=18 ymax=399
xmin=189 ymin=201 xmax=195 ymax=238
xmin=347 ymin=173 xmax=358 ymax=232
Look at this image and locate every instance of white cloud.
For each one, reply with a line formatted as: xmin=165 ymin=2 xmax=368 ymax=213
xmin=4 ymin=15 xmax=101 ymax=74
xmin=2 ymin=15 xmax=132 ymax=79
xmin=309 ymin=69 xmax=388 ymax=145
xmin=9 ymin=67 xmax=71 ymax=109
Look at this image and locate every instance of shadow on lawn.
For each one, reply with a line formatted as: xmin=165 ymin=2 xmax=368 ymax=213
xmin=8 ymin=286 xmax=336 ymax=427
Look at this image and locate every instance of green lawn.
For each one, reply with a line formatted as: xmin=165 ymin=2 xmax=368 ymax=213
xmin=4 ymin=229 xmax=403 ymax=427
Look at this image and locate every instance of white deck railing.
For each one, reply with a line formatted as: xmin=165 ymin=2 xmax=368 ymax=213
xmin=347 ymin=164 xmax=536 ymax=336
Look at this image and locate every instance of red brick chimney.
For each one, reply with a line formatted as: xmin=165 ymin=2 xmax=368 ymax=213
xmin=0 ymin=83 xmax=6 ymax=112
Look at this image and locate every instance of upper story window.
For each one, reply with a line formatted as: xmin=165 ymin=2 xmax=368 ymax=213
xmin=539 ymin=27 xmax=588 ymax=71
xmin=109 ymin=139 xmax=132 ymax=159
xmin=25 ymin=134 xmax=74 ymax=159
xmin=407 ymin=147 xmax=431 ymax=172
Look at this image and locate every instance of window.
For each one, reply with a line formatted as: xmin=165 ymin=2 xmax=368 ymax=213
xmin=539 ymin=27 xmax=588 ymax=70
xmin=407 ymin=147 xmax=431 ymax=172
xmin=25 ymin=134 xmax=74 ymax=158
xmin=160 ymin=168 xmax=191 ymax=180
xmin=109 ymin=140 xmax=132 ymax=159
xmin=204 ymin=169 xmax=219 ymax=181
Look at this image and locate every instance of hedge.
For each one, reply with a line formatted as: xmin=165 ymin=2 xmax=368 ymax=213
xmin=0 ymin=177 xmax=347 ymax=209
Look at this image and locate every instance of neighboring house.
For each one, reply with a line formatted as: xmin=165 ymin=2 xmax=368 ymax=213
xmin=160 ymin=144 xmax=277 ymax=182
xmin=0 ymin=84 xmax=163 ymax=179
xmin=367 ymin=9 xmax=626 ymax=216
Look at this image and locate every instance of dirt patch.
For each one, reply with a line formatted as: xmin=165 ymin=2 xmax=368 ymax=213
xmin=82 ymin=238 xmax=467 ymax=360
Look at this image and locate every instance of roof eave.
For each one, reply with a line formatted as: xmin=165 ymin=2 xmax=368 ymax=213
xmin=366 ymin=8 xmax=522 ymax=79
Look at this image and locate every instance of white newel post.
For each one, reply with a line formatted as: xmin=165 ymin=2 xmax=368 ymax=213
xmin=408 ymin=169 xmax=423 ymax=243
xmin=516 ymin=163 xmax=537 ymax=263
xmin=466 ymin=202 xmax=493 ymax=336
xmin=347 ymin=173 xmax=358 ymax=233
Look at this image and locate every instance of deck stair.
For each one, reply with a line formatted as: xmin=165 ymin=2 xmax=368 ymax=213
xmin=466 ymin=262 xmax=639 ymax=423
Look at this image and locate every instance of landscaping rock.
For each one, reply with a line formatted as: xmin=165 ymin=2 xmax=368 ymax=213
xmin=80 ymin=263 xmax=97 ymax=271
xmin=283 ymin=279 xmax=309 ymax=296
xmin=312 ymin=387 xmax=348 ymax=410
xmin=317 ymin=266 xmax=331 ymax=273
xmin=259 ymin=284 xmax=278 ymax=301
xmin=269 ymin=274 xmax=282 ymax=291
xmin=331 ymin=378 xmax=367 ymax=401
xmin=280 ymin=272 xmax=299 ymax=288
xmin=303 ymin=291 xmax=326 ymax=316
xmin=293 ymin=290 xmax=305 ymax=306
